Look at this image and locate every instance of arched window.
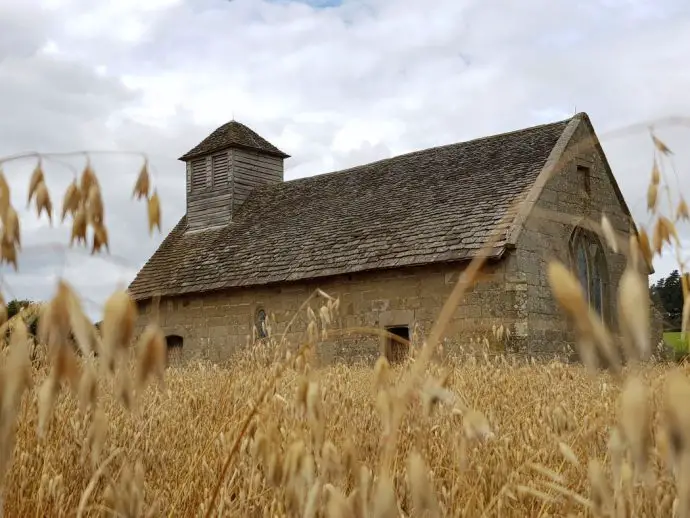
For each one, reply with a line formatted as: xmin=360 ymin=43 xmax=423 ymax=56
xmin=569 ymin=228 xmax=607 ymax=319
xmin=255 ymin=308 xmax=268 ymax=339
xmin=591 ymin=247 xmax=605 ymax=316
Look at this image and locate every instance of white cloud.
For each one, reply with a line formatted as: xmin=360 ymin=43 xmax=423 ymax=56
xmin=0 ymin=0 xmax=689 ymax=321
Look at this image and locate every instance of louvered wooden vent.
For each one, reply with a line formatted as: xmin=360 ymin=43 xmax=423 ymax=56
xmin=191 ymin=158 xmax=206 ymax=191
xmin=212 ymin=152 xmax=229 ymax=187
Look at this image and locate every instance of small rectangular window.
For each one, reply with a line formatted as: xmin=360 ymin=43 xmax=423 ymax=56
xmin=577 ymin=164 xmax=591 ymax=194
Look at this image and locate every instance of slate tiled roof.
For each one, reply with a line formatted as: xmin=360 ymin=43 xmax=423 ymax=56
xmin=179 ymin=120 xmax=290 ymax=161
xmin=128 ymin=115 xmax=575 ymax=301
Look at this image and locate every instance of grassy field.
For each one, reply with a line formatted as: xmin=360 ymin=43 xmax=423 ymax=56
xmin=663 ymin=332 xmax=689 ymax=365
xmin=664 ymin=332 xmax=689 ymax=352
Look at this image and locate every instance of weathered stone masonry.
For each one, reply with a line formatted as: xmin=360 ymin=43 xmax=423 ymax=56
xmin=136 ymin=257 xmax=530 ymax=365
xmin=514 ymin=120 xmax=633 ymax=355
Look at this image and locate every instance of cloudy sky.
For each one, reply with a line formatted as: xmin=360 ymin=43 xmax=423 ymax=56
xmin=0 ymin=0 xmax=688 ymax=320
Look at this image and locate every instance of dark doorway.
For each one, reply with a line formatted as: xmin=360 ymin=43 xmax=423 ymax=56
xmin=386 ymin=326 xmax=410 ymax=363
xmin=165 ymin=334 xmax=183 ymax=366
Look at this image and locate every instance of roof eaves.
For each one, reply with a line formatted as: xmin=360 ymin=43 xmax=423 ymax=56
xmin=178 ymin=142 xmax=291 ymax=162
xmin=129 ymin=245 xmax=509 ymax=302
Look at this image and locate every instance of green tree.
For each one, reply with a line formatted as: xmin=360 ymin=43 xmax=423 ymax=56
xmin=650 ymin=269 xmax=684 ymax=330
xmin=3 ymin=299 xmax=40 ymax=339
xmin=6 ymin=299 xmax=32 ymax=319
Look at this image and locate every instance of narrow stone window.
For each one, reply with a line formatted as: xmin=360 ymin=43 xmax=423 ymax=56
xmin=256 ymin=308 xmax=268 ymax=339
xmin=577 ymin=164 xmax=591 ymax=195
xmin=385 ymin=325 xmax=410 ymax=363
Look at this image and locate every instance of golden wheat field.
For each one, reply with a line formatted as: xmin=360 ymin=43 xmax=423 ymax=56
xmin=0 ymin=345 xmax=687 ymax=518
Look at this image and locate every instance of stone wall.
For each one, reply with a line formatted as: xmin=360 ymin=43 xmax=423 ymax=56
xmin=513 ymin=117 xmax=662 ymax=356
xmin=135 ymin=257 xmax=529 ymax=366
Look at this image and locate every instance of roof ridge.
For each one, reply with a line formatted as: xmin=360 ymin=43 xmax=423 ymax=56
xmin=453 ymin=113 xmax=580 ymax=147
xmin=259 ymin=113 xmax=579 ymax=189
